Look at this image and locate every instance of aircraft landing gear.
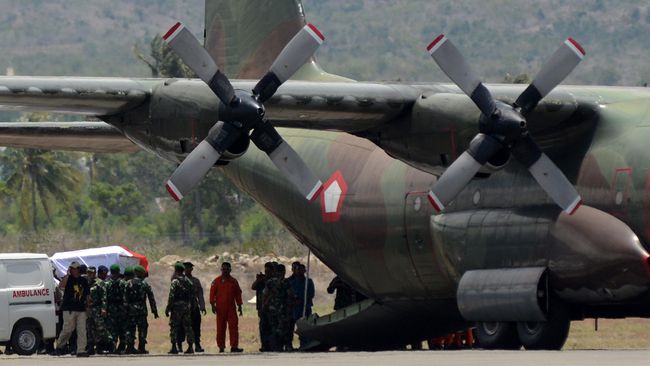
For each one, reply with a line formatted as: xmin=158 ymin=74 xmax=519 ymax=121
xmin=516 ymin=302 xmax=570 ymax=350
xmin=475 ymin=321 xmax=521 ymax=350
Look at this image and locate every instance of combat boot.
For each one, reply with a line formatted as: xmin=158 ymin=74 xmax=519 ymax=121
xmin=177 ymin=341 xmax=183 ymax=353
xmin=194 ymin=341 xmax=204 ymax=353
xmin=138 ymin=342 xmax=149 ymax=355
xmin=49 ymin=347 xmax=66 ymax=356
xmin=87 ymin=342 xmax=95 ymax=355
xmin=106 ymin=341 xmax=116 ymax=354
xmin=185 ymin=343 xmax=194 ymax=354
xmin=116 ymin=341 xmax=126 ymax=354
xmin=123 ymin=345 xmax=138 ymax=355
xmin=168 ymin=343 xmax=179 ymax=354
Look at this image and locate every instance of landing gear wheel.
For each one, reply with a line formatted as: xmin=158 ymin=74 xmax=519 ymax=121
xmin=11 ymin=323 xmax=41 ymax=355
xmin=475 ymin=321 xmax=521 ymax=350
xmin=517 ymin=302 xmax=570 ymax=350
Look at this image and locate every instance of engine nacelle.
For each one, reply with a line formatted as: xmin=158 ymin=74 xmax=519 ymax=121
xmin=367 ymin=87 xmax=578 ymax=175
xmin=146 ymin=79 xmax=221 ymax=162
xmin=368 ymin=92 xmax=481 ymax=174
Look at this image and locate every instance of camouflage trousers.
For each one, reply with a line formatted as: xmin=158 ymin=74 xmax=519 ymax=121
xmin=125 ymin=310 xmax=148 ymax=347
xmin=169 ymin=303 xmax=194 ymax=344
xmin=177 ymin=307 xmax=201 ymax=344
xmin=89 ymin=308 xmax=113 ymax=346
xmin=268 ymin=309 xmax=291 ymax=351
xmin=106 ymin=305 xmax=126 ymax=346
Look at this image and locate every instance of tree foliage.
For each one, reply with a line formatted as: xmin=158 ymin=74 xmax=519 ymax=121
xmin=133 ymin=35 xmax=195 ymax=78
xmin=0 ymin=113 xmax=83 ymax=231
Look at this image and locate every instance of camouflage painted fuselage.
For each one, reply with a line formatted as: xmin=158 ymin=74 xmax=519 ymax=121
xmin=107 ymin=77 xmax=650 ymax=345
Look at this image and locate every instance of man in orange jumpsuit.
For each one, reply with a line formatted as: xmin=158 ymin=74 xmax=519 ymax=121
xmin=209 ymin=262 xmax=243 ymax=353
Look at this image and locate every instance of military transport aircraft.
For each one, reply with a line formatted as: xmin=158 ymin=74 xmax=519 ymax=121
xmin=1 ymin=0 xmax=650 ymax=351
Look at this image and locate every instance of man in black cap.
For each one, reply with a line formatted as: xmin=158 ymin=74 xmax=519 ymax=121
xmin=177 ymin=262 xmax=206 ymax=352
xmin=51 ymin=261 xmax=90 ymax=357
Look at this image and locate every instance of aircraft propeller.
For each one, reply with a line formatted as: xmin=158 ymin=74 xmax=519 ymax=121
xmin=162 ymin=22 xmax=324 ymax=202
xmin=426 ymin=35 xmax=584 ymax=215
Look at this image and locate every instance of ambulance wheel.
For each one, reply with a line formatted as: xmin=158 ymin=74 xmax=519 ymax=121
xmin=517 ymin=303 xmax=570 ymax=350
xmin=475 ymin=321 xmax=521 ymax=350
xmin=11 ymin=323 xmax=41 ymax=355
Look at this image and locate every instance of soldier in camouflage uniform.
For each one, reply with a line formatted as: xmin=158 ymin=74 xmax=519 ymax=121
xmin=165 ymin=262 xmax=195 ymax=354
xmin=263 ymin=264 xmax=294 ymax=352
xmin=124 ymin=265 xmax=158 ymax=354
xmin=89 ymin=265 xmax=113 ymax=354
xmin=85 ymin=266 xmax=98 ymax=355
xmin=179 ymin=262 xmax=206 ymax=352
xmin=105 ymin=264 xmax=126 ymax=353
xmin=120 ymin=267 xmax=138 ymax=354
xmin=251 ymin=261 xmax=274 ymax=352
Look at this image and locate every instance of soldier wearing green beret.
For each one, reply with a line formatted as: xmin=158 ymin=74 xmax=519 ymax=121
xmin=89 ymin=265 xmax=113 ymax=354
xmin=166 ymin=262 xmax=195 ymax=354
xmin=85 ymin=267 xmax=98 ymax=354
xmin=123 ymin=265 xmax=158 ymax=354
xmin=105 ymin=264 xmax=127 ymax=353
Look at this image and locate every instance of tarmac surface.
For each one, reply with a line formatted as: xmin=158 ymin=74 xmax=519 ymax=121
xmin=3 ymin=350 xmax=650 ymax=366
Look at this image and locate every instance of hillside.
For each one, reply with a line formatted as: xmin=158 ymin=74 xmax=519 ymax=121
xmin=0 ymin=0 xmax=203 ymax=77
xmin=0 ymin=0 xmax=648 ymax=85
xmin=303 ymin=0 xmax=650 ymax=85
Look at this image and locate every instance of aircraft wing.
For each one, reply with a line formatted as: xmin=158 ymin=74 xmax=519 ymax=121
xmin=0 ymin=76 xmax=149 ymax=153
xmin=0 ymin=77 xmax=421 ymax=153
xmin=239 ymin=80 xmax=422 ymax=133
xmin=0 ymin=77 xmax=149 ymax=115
xmin=0 ymin=122 xmax=139 ymax=153
xmin=0 ymin=76 xmax=592 ymax=157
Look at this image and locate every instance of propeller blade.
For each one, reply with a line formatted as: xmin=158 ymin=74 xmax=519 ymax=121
xmin=428 ymin=134 xmax=502 ymax=212
xmin=166 ymin=122 xmax=240 ymax=201
xmin=529 ymin=154 xmax=582 ymax=215
xmin=427 ymin=34 xmax=496 ymax=117
xmin=163 ymin=22 xmax=237 ymax=106
xmin=515 ymin=38 xmax=585 ymax=115
xmin=269 ymin=141 xmax=324 ymax=202
xmin=253 ymin=24 xmax=325 ymax=102
xmin=512 ymin=135 xmax=582 ymax=215
xmin=250 ymin=122 xmax=323 ymax=201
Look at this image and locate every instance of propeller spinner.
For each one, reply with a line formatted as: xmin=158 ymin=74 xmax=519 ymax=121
xmin=426 ymin=35 xmax=584 ymax=215
xmin=163 ymin=22 xmax=324 ymax=202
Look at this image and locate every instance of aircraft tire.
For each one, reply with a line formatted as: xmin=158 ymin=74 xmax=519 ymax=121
xmin=516 ymin=302 xmax=570 ymax=350
xmin=475 ymin=321 xmax=521 ymax=350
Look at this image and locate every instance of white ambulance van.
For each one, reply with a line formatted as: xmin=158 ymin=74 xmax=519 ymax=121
xmin=0 ymin=253 xmax=57 ymax=355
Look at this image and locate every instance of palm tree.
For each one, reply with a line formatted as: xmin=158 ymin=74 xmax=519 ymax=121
xmin=0 ymin=114 xmax=84 ymax=231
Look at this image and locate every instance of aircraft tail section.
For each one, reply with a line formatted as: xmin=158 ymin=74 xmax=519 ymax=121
xmin=204 ymin=0 xmax=351 ymax=81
